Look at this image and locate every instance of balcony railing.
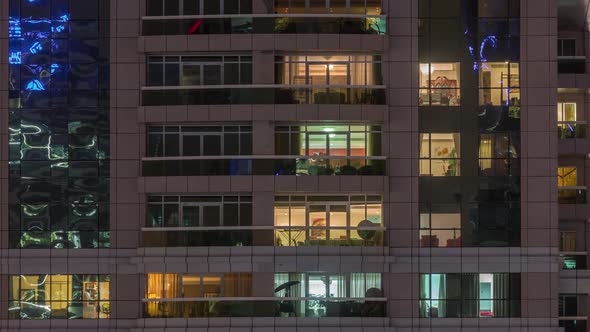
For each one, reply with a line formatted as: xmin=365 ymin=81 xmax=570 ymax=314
xmin=559 ymin=121 xmax=586 ymax=139
xmin=142 ymin=14 xmax=386 ymax=35
xmin=558 ymin=56 xmax=586 ymax=74
xmin=560 ymin=319 xmax=588 ymax=332
xmin=275 ymin=226 xmax=385 ymax=246
xmin=143 ymin=297 xmax=386 ymax=318
xmin=558 ymin=187 xmax=587 ymax=204
xmin=142 ymin=85 xmax=386 ymax=105
xmin=141 ymin=226 xmax=386 ymax=247
xmin=141 ymin=155 xmax=387 ymax=176
xmin=561 ymin=253 xmax=588 ymax=270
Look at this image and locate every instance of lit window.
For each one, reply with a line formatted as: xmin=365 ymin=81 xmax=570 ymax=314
xmin=274 ymin=195 xmax=383 ymax=246
xmin=419 ymin=63 xmax=461 ymax=106
xmin=479 ymin=62 xmax=519 ymax=106
xmin=419 ymin=273 xmax=520 ymax=318
xmin=419 ymin=133 xmax=461 ymax=176
xmin=558 ymin=167 xmax=577 ymax=187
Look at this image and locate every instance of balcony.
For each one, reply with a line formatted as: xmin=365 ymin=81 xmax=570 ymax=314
xmin=558 ymin=56 xmax=586 ymax=74
xmin=143 ymin=298 xmax=386 ymax=318
xmin=561 ymin=253 xmax=588 ymax=270
xmin=142 ymin=14 xmax=386 ymax=36
xmin=560 ymin=319 xmax=587 ymax=332
xmin=559 ymin=121 xmax=587 ymax=139
xmin=141 ymin=156 xmax=386 ymax=176
xmin=141 ymin=226 xmax=385 ymax=247
xmin=559 ymin=187 xmax=587 ymax=204
xmin=141 ymin=85 xmax=386 ymax=106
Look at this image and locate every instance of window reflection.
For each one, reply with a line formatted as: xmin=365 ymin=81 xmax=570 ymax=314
xmin=9 ymin=275 xmax=110 ymax=320
xmin=274 ymin=195 xmax=383 ymax=246
xmin=478 ymin=133 xmax=518 ymax=176
xmin=419 ymin=63 xmax=460 ymax=106
xmin=419 ymin=133 xmax=461 ymax=176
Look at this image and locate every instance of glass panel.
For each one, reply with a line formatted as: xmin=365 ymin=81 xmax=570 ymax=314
xmin=366 ymin=0 xmax=381 ymax=15
xmin=291 ymin=205 xmax=306 ymax=226
xmin=329 ymin=133 xmax=348 ymax=156
xmin=274 ymin=205 xmax=290 ymax=226
xmin=203 ymin=65 xmax=222 ymax=85
xmin=308 ymin=64 xmax=328 ymax=85
xmin=203 ymin=135 xmax=221 ymax=156
xmin=308 ymin=134 xmax=328 ymax=157
xmin=182 ymin=64 xmax=201 ymax=86
xmin=309 ymin=205 xmax=327 ymax=241
xmin=182 ymin=135 xmax=201 ymax=156
xmin=202 ymin=205 xmax=221 ymax=227
xmin=182 ymin=275 xmax=201 ymax=297
xmin=202 ymin=276 xmax=221 ymax=297
xmin=182 ymin=206 xmax=199 ymax=227
xmin=329 ymin=0 xmax=347 ymax=14
xmin=329 ymin=63 xmax=349 ymax=85
xmin=309 ymin=0 xmax=327 ymax=13
xmin=204 ymin=0 xmax=220 ymax=14
xmin=329 ymin=205 xmax=347 ymax=241
xmin=558 ymin=167 xmax=577 ymax=187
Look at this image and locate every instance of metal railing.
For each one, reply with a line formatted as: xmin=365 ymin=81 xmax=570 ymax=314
xmin=141 ymin=155 xmax=387 ymax=176
xmin=558 ymin=187 xmax=587 ymax=204
xmin=141 ymin=85 xmax=386 ymax=105
xmin=143 ymin=297 xmax=386 ymax=318
xmin=558 ymin=121 xmax=586 ymax=139
xmin=142 ymin=14 xmax=386 ymax=35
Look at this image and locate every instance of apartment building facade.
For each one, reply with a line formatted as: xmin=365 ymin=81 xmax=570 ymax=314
xmin=0 ymin=0 xmax=561 ymax=331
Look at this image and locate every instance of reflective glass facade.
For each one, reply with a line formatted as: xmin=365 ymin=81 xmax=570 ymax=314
xmin=9 ymin=274 xmax=111 ymax=319
xmin=418 ymin=0 xmax=520 ymax=247
xmin=8 ymin=0 xmax=110 ymax=249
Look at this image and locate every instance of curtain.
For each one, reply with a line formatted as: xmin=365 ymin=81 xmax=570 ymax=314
xmin=436 ymin=274 xmax=446 ymax=317
xmin=223 ymin=273 xmax=238 ymax=297
xmin=452 ymin=133 xmax=461 ymax=157
xmin=239 ymin=273 xmax=252 ymax=297
xmin=419 ymin=274 xmax=429 ymax=317
xmin=461 ymin=273 xmax=479 ymax=317
xmin=493 ymin=273 xmax=510 ymax=317
xmin=329 ymin=274 xmax=346 ymax=298
xmin=163 ymin=274 xmax=179 ymax=298
xmin=147 ymin=274 xmax=163 ymax=299
xmin=365 ymin=273 xmax=382 ymax=296
xmin=350 ymin=273 xmax=365 ymax=297
xmin=479 ymin=135 xmax=493 ymax=171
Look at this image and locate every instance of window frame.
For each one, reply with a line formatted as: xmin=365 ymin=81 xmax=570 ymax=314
xmin=419 ymin=204 xmax=461 ymax=248
xmin=147 ymin=55 xmax=253 ymax=87
xmin=419 ymin=62 xmax=461 ymax=106
xmin=147 ymin=0 xmax=253 ymax=16
xmin=558 ymin=39 xmax=577 ymax=57
xmin=275 ymin=124 xmax=382 ymax=157
xmin=147 ymin=125 xmax=253 ymax=157
xmin=274 ymin=194 xmax=383 ymax=246
xmin=275 ymin=55 xmax=382 ymax=86
xmin=274 ymin=0 xmax=383 ymax=15
xmin=146 ymin=195 xmax=252 ymax=228
xmin=419 ymin=133 xmax=461 ymax=176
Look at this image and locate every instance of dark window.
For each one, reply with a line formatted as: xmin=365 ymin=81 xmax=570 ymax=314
xmin=558 ymin=39 xmax=576 ymax=57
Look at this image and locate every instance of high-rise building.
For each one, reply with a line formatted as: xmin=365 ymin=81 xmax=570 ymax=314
xmin=0 ymin=0 xmax=573 ymax=331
